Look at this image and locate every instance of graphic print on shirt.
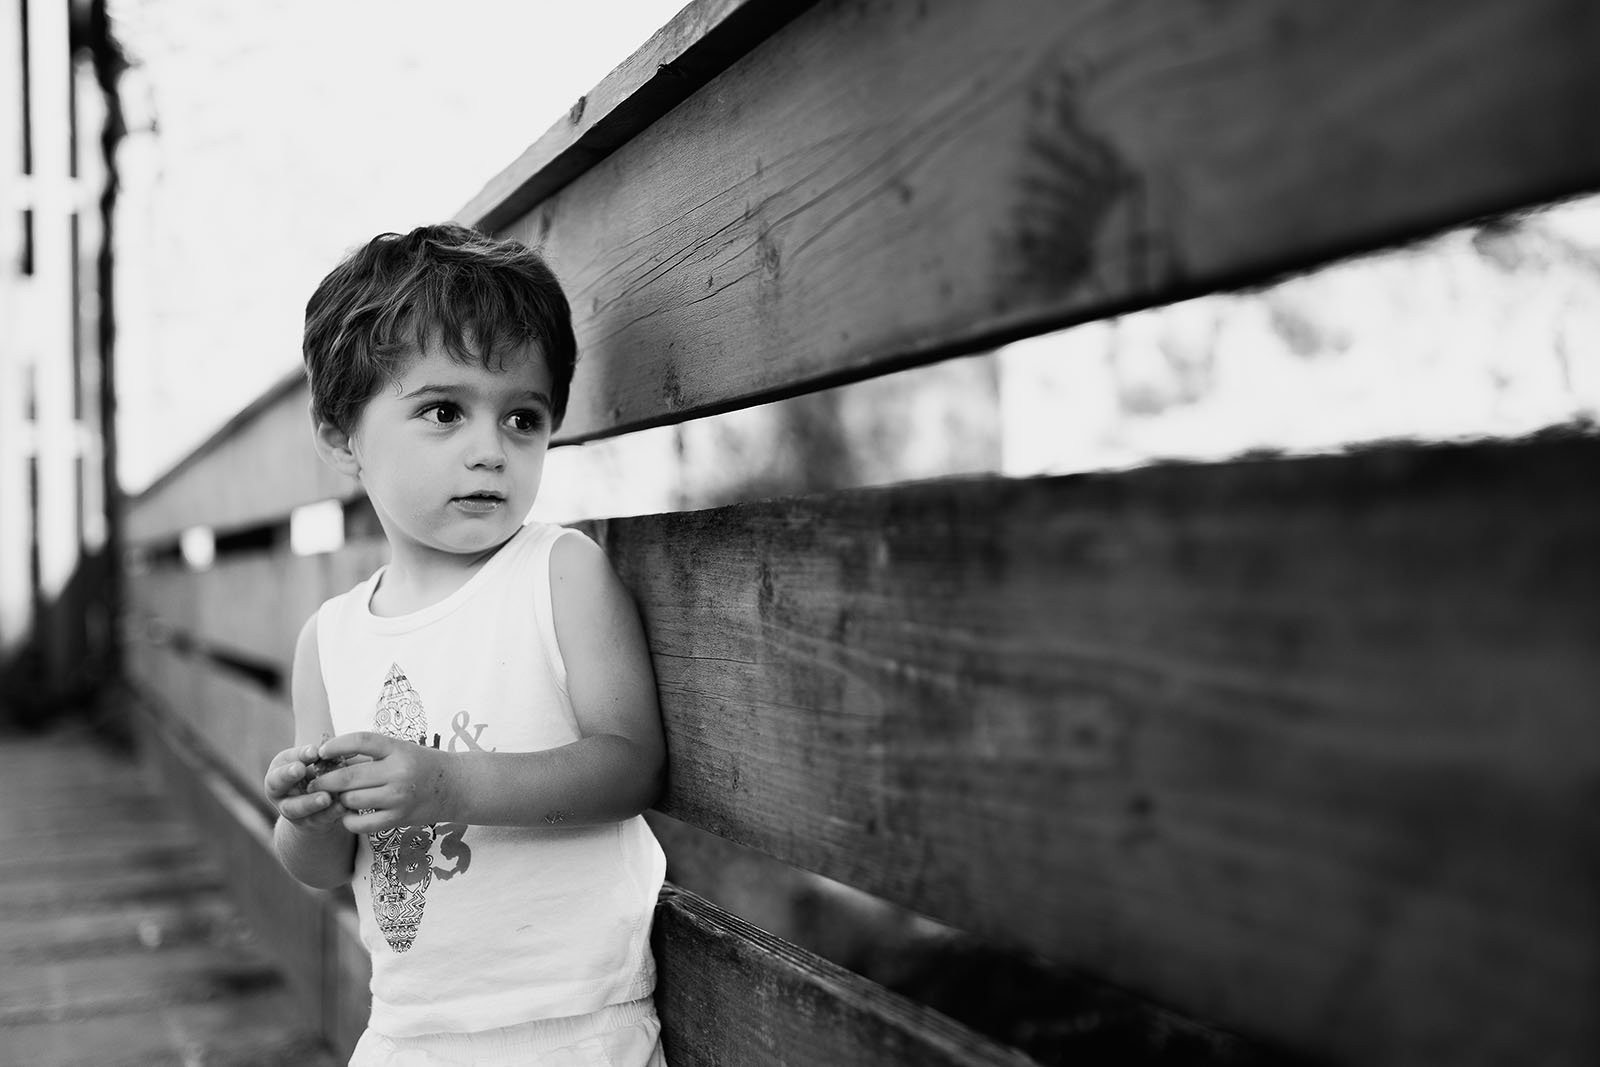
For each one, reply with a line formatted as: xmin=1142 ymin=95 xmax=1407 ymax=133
xmin=367 ymin=663 xmax=475 ymax=952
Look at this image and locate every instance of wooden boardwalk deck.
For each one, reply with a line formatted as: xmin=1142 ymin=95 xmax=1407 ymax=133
xmin=0 ymin=720 xmax=338 ymax=1067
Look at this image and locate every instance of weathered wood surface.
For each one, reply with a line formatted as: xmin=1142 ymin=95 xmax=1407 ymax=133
xmin=123 ymin=0 xmax=1600 ymax=546
xmin=654 ymin=885 xmax=1039 ymax=1067
xmin=0 ymin=724 xmax=337 ymax=1066
xmin=584 ymin=436 xmax=1600 ymax=1067
xmin=113 ymin=3 xmax=1600 ymax=1063
xmin=505 ymin=0 xmax=1600 ymax=444
xmin=459 ymin=0 xmax=822 ymax=234
xmin=124 ymin=434 xmax=1600 ymax=1063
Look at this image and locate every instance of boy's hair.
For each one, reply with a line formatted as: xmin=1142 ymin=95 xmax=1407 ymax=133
xmin=303 ymin=223 xmax=577 ymax=433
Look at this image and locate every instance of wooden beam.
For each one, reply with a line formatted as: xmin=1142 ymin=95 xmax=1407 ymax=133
xmin=654 ymin=885 xmax=1037 ymax=1066
xmin=123 ymin=372 xmax=355 ymax=547
xmin=128 ymin=639 xmax=292 ymax=804
xmin=126 ymin=541 xmax=389 ymax=687
xmin=458 ymin=0 xmax=822 ymax=234
xmin=487 ymin=0 xmax=1600 ymax=443
xmin=585 ymin=436 xmax=1600 ymax=1066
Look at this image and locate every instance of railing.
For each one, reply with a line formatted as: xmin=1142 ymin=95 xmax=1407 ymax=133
xmin=122 ymin=1 xmax=1600 ymax=1064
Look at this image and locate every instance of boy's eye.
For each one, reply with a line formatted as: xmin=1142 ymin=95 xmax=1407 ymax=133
xmin=506 ymin=410 xmax=545 ymax=434
xmin=422 ymin=403 xmax=461 ymax=425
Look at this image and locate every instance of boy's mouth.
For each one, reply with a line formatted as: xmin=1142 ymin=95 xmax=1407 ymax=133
xmin=452 ymin=491 xmax=505 ymax=513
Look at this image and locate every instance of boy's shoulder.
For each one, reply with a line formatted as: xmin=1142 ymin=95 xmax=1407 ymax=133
xmin=312 ymin=566 xmax=381 ymax=629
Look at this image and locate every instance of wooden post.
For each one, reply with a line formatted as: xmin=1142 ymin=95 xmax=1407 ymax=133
xmin=0 ymin=0 xmax=27 ymax=661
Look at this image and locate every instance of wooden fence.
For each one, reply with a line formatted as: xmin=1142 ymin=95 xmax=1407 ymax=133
xmin=122 ymin=1 xmax=1600 ymax=1064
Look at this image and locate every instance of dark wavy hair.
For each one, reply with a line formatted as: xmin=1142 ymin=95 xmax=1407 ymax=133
xmin=303 ymin=223 xmax=577 ymax=433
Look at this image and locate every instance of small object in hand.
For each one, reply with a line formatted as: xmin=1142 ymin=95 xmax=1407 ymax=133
xmin=297 ymin=733 xmax=346 ymax=794
xmin=300 ymin=754 xmax=345 ymax=793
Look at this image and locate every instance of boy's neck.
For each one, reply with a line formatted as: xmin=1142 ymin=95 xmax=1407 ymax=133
xmin=369 ymin=537 xmax=512 ymax=617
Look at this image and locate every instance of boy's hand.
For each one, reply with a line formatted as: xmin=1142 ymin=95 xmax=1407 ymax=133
xmin=313 ymin=732 xmax=456 ymax=834
xmin=264 ymin=743 xmax=350 ymax=832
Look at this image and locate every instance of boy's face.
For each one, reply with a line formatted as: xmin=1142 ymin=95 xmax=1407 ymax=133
xmin=341 ymin=339 xmax=555 ymax=566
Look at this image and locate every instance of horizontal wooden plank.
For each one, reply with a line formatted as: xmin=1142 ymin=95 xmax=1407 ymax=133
xmin=131 ymin=695 xmax=367 ymax=1059
xmin=124 ymin=373 xmax=356 ymax=547
xmin=459 ymin=0 xmax=821 ymax=233
xmin=129 ymin=639 xmax=294 ymax=801
xmin=646 ymin=812 xmax=1269 ymax=1064
xmin=199 ymin=541 xmax=388 ymax=684
xmin=194 ymin=552 xmax=295 ymax=671
xmin=654 ymin=885 xmax=1036 ymax=1067
xmin=498 ymin=0 xmax=1600 ymax=442
xmin=125 ymin=541 xmax=391 ymax=687
xmin=587 ymin=435 xmax=1600 ymax=1067
xmin=126 ymin=564 xmax=199 ymax=640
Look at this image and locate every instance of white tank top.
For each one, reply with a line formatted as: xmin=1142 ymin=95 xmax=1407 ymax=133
xmin=316 ymin=521 xmax=665 ymax=1037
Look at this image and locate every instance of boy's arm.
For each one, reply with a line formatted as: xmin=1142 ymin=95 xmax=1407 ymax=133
xmin=318 ymin=533 xmax=666 ymax=831
xmin=269 ymin=613 xmax=358 ymax=888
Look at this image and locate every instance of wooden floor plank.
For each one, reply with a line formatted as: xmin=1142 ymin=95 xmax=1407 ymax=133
xmin=0 ymin=722 xmax=337 ymax=1067
xmin=0 ymin=897 xmax=239 ymax=962
xmin=0 ymin=989 xmax=329 ymax=1067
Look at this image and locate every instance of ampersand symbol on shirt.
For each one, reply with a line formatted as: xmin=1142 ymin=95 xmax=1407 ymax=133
xmin=447 ymin=710 xmax=494 ymax=753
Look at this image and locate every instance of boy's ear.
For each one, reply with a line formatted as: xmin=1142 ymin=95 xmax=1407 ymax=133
xmin=313 ymin=419 xmax=362 ymax=478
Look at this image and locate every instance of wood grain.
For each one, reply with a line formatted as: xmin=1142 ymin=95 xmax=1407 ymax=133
xmin=653 ymin=885 xmax=1037 ymax=1067
xmin=496 ymin=0 xmax=1600 ymax=444
xmin=457 ymin=0 xmax=822 ymax=234
xmin=123 ymin=0 xmax=1600 ymax=543
xmin=585 ymin=436 xmax=1600 ymax=1067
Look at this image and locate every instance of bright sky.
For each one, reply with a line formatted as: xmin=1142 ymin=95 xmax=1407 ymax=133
xmin=110 ymin=0 xmax=684 ymax=491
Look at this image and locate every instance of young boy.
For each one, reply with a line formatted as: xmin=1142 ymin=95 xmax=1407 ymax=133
xmin=263 ymin=223 xmax=669 ymax=1066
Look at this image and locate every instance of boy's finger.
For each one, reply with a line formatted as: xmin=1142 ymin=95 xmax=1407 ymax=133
xmin=267 ymin=761 xmax=305 ymax=789
xmin=341 ymin=808 xmax=391 ymax=835
xmin=337 ymin=786 xmax=388 ymax=813
xmin=319 ymin=731 xmax=392 ymax=761
xmin=280 ymin=791 xmax=331 ymax=820
xmin=309 ymin=758 xmax=373 ymax=793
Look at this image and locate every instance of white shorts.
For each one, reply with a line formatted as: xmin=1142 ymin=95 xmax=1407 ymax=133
xmin=348 ymin=998 xmax=666 ymax=1067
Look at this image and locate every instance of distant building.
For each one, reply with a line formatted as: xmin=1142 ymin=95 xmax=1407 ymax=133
xmin=0 ymin=0 xmax=120 ymax=715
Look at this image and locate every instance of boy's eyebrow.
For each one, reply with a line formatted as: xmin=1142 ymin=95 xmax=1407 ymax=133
xmin=400 ymin=383 xmax=552 ymax=407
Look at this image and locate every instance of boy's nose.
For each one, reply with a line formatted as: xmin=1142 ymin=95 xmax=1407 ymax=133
xmin=466 ymin=432 xmax=506 ymax=471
